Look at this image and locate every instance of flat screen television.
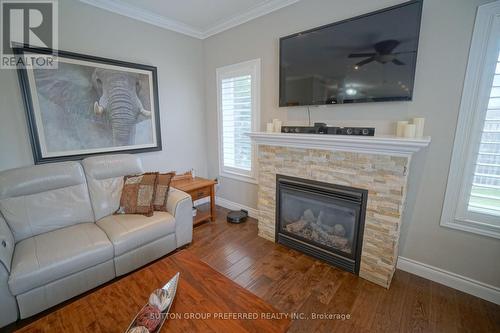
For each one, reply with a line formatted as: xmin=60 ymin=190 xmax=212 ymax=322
xmin=279 ymin=0 xmax=423 ymax=107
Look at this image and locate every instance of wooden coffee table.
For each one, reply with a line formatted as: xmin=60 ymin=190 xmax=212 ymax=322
xmin=15 ymin=251 xmax=290 ymax=333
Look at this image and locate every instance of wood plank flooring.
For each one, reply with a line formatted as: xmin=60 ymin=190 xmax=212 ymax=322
xmin=188 ymin=206 xmax=500 ymax=333
xmin=6 ymin=205 xmax=500 ymax=332
xmin=13 ymin=251 xmax=290 ymax=333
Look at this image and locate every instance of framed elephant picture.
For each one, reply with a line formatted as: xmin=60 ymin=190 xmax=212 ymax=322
xmin=14 ymin=46 xmax=162 ymax=164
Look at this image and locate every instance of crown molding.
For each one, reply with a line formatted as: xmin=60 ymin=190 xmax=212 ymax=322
xmin=78 ymin=0 xmax=205 ymax=39
xmin=201 ymin=0 xmax=301 ymax=38
xmin=78 ymin=0 xmax=300 ymax=40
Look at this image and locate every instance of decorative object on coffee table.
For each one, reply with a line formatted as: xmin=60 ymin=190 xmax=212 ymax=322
xmin=126 ymin=273 xmax=179 ymax=333
xmin=171 ymin=176 xmax=217 ymax=225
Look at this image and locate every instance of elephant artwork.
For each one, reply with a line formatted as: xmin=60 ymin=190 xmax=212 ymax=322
xmin=91 ymin=68 xmax=153 ymax=146
xmin=16 ymin=47 xmax=161 ymax=163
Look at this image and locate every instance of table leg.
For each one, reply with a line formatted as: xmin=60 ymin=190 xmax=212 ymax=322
xmin=210 ymin=185 xmax=216 ymax=222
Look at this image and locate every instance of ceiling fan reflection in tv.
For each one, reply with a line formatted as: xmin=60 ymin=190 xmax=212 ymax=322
xmin=279 ymin=0 xmax=423 ymax=106
xmin=349 ymin=39 xmax=410 ymax=69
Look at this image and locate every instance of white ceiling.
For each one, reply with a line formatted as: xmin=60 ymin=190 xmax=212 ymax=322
xmin=79 ymin=0 xmax=301 ymax=39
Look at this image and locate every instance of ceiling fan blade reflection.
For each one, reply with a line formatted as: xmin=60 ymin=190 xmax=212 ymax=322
xmin=374 ymin=39 xmax=400 ymax=54
xmin=392 ymin=59 xmax=405 ymax=65
xmin=355 ymin=57 xmax=376 ymax=68
xmin=348 ymin=53 xmax=377 ymax=58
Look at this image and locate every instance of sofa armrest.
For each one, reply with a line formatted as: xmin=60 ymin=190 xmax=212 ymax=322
xmin=166 ymin=188 xmax=193 ymax=248
xmin=0 ymin=214 xmax=14 ymax=273
xmin=0 ymin=214 xmax=18 ymax=327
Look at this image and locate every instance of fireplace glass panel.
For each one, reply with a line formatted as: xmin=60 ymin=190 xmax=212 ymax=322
xmin=280 ymin=189 xmax=357 ymax=255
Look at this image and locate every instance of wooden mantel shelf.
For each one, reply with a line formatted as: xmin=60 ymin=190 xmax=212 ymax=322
xmin=248 ymin=132 xmax=431 ymax=157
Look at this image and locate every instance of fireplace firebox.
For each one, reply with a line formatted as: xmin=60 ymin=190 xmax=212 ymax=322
xmin=276 ymin=175 xmax=367 ymax=274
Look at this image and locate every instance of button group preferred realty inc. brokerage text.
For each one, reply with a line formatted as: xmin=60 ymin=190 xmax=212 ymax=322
xmin=159 ymin=312 xmax=352 ymax=321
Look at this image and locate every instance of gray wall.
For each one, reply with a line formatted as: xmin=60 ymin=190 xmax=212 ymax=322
xmin=204 ymin=0 xmax=500 ymax=287
xmin=0 ymin=0 xmax=208 ymax=176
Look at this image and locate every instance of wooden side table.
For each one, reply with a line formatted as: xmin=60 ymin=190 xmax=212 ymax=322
xmin=171 ymin=177 xmax=217 ymax=225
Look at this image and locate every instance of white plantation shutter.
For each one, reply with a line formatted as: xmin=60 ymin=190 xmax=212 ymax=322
xmin=221 ymin=75 xmax=252 ymax=171
xmin=441 ymin=1 xmax=500 ymax=238
xmin=469 ymin=55 xmax=500 ymax=217
xmin=217 ymin=59 xmax=260 ymax=183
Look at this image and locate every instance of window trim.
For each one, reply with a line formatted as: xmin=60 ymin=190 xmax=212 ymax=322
xmin=216 ymin=59 xmax=261 ymax=184
xmin=440 ymin=1 xmax=500 ymax=239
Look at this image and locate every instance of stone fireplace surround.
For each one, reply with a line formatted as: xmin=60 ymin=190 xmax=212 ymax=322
xmin=249 ymin=132 xmax=431 ymax=288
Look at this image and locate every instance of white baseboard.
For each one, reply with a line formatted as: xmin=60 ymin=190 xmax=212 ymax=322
xmin=193 ymin=196 xmax=259 ymax=219
xmin=215 ymin=196 xmax=259 ymax=219
xmin=397 ymin=256 xmax=500 ymax=305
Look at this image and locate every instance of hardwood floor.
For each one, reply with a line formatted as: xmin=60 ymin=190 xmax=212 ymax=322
xmin=188 ymin=206 xmax=500 ymax=333
xmin=12 ymin=251 xmax=290 ymax=333
xmin=6 ymin=205 xmax=499 ymax=332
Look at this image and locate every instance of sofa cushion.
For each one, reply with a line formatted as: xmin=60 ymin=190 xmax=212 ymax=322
xmin=0 ymin=162 xmax=94 ymax=242
xmin=153 ymin=172 xmax=175 ymax=211
xmin=82 ymin=154 xmax=144 ymax=221
xmin=118 ymin=173 xmax=158 ymax=216
xmin=8 ymin=223 xmax=113 ymax=295
xmin=96 ymin=212 xmax=175 ymax=256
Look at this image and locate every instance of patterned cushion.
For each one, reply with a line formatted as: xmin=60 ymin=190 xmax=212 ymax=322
xmin=152 ymin=172 xmax=175 ymax=211
xmin=117 ymin=173 xmax=158 ymax=217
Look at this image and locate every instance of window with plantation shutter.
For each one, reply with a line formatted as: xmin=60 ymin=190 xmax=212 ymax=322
xmin=441 ymin=1 xmax=500 ymax=239
xmin=469 ymin=65 xmax=500 ymax=217
xmin=217 ymin=59 xmax=260 ymax=183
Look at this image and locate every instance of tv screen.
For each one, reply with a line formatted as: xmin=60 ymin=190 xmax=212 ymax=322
xmin=279 ymin=0 xmax=423 ymax=107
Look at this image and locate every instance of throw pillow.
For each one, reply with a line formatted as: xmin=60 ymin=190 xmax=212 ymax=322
xmin=117 ymin=172 xmax=158 ymax=216
xmin=153 ymin=172 xmax=176 ymax=211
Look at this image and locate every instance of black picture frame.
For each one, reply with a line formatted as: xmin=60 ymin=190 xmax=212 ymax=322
xmin=14 ymin=45 xmax=162 ymax=164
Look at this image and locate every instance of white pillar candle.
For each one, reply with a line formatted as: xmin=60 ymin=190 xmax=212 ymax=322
xmin=266 ymin=122 xmax=274 ymax=132
xmin=273 ymin=119 xmax=282 ymax=133
xmin=396 ymin=121 xmax=409 ymax=137
xmin=413 ymin=117 xmax=425 ymax=137
xmin=403 ymin=124 xmax=416 ymax=138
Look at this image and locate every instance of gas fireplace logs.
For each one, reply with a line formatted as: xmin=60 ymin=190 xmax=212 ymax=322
xmin=284 ymin=209 xmax=351 ymax=253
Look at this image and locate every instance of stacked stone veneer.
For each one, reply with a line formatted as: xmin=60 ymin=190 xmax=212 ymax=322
xmin=257 ymin=145 xmax=410 ymax=288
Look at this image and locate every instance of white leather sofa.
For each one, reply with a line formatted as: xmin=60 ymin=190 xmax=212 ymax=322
xmin=0 ymin=154 xmax=193 ymax=327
